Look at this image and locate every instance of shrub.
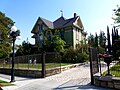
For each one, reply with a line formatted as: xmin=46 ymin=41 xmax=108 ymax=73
xmin=62 ymin=47 xmax=77 ymax=63
xmin=76 ymin=52 xmax=89 ymax=63
xmin=62 ymin=47 xmax=89 ymax=63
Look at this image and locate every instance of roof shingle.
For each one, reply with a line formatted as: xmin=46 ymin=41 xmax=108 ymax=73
xmin=40 ymin=17 xmax=54 ymax=29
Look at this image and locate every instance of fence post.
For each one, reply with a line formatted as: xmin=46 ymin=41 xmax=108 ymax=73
xmin=89 ymin=47 xmax=99 ymax=85
xmin=89 ymin=48 xmax=94 ymax=85
xmin=41 ymin=51 xmax=46 ymax=78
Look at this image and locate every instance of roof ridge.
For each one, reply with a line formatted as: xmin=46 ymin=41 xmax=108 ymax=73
xmin=62 ymin=16 xmax=78 ymax=26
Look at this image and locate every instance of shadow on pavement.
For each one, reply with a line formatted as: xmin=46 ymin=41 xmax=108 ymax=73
xmin=53 ymin=83 xmax=114 ymax=90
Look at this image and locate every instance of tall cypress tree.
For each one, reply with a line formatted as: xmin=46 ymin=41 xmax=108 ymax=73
xmin=107 ymin=26 xmax=111 ymax=54
xmin=95 ymin=33 xmax=98 ymax=48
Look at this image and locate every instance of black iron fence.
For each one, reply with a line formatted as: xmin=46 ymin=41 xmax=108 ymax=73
xmin=0 ymin=52 xmax=61 ymax=70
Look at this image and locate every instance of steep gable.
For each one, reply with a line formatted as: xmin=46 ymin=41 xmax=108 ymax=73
xmin=73 ymin=17 xmax=84 ymax=30
xmin=31 ymin=17 xmax=53 ymax=34
xmin=31 ymin=13 xmax=84 ymax=34
xmin=40 ymin=17 xmax=54 ymax=29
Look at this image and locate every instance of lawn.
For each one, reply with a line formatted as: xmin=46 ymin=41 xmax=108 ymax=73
xmin=0 ymin=63 xmax=72 ymax=70
xmin=0 ymin=80 xmax=14 ymax=87
xmin=103 ymin=62 xmax=120 ymax=77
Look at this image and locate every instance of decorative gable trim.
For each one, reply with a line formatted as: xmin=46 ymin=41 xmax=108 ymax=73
xmin=73 ymin=16 xmax=84 ymax=30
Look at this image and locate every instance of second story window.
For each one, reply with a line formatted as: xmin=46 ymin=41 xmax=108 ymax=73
xmin=38 ymin=24 xmax=43 ymax=34
xmin=60 ymin=30 xmax=64 ymax=40
xmin=76 ymin=29 xmax=79 ymax=40
xmin=46 ymin=30 xmax=52 ymax=40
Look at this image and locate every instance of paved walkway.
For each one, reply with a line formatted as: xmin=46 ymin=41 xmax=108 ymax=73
xmin=0 ymin=63 xmax=114 ymax=90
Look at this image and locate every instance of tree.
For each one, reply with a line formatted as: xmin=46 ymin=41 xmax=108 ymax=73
xmin=113 ymin=5 xmax=120 ymax=27
xmin=107 ymin=26 xmax=111 ymax=54
xmin=76 ymin=40 xmax=88 ymax=53
xmin=45 ymin=35 xmax=65 ymax=52
xmin=88 ymin=33 xmax=95 ymax=47
xmin=99 ymin=31 xmax=105 ymax=48
xmin=40 ymin=29 xmax=66 ymax=52
xmin=16 ymin=40 xmax=34 ymax=56
xmin=112 ymin=6 xmax=120 ymax=59
xmin=111 ymin=26 xmax=120 ymax=59
xmin=95 ymin=33 xmax=98 ymax=48
xmin=0 ymin=11 xmax=14 ymax=58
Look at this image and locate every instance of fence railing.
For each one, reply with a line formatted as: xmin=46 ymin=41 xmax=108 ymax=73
xmin=0 ymin=52 xmax=61 ymax=70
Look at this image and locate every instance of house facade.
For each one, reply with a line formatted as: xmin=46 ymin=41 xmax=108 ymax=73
xmin=31 ymin=13 xmax=87 ymax=49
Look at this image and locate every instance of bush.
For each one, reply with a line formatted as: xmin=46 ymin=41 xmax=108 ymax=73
xmin=61 ymin=47 xmax=89 ymax=63
xmin=76 ymin=52 xmax=89 ymax=63
xmin=62 ymin=47 xmax=77 ymax=63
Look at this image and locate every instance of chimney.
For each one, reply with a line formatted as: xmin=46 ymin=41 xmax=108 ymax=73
xmin=74 ymin=13 xmax=77 ymax=18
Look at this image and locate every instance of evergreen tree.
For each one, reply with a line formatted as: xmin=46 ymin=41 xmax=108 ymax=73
xmin=95 ymin=33 xmax=98 ymax=48
xmin=99 ymin=31 xmax=105 ymax=48
xmin=107 ymin=26 xmax=111 ymax=54
xmin=88 ymin=33 xmax=95 ymax=47
xmin=113 ymin=5 xmax=120 ymax=27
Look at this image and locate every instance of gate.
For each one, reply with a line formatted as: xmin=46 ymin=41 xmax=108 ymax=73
xmin=89 ymin=47 xmax=99 ymax=85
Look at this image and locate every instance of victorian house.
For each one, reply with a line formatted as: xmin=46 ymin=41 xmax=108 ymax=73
xmin=31 ymin=13 xmax=87 ymax=49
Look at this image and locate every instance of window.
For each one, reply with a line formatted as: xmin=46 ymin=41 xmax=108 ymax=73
xmin=60 ymin=30 xmax=64 ymax=40
xmin=38 ymin=24 xmax=43 ymax=33
xmin=46 ymin=31 xmax=52 ymax=40
xmin=76 ymin=29 xmax=79 ymax=40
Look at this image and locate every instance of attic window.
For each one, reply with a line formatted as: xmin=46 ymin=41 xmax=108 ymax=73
xmin=38 ymin=24 xmax=43 ymax=33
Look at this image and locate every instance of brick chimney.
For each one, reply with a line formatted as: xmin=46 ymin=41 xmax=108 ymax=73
xmin=74 ymin=13 xmax=77 ymax=18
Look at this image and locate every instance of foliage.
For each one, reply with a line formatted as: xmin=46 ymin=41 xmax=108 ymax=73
xmin=52 ymin=35 xmax=65 ymax=52
xmin=87 ymin=31 xmax=106 ymax=54
xmin=94 ymin=33 xmax=98 ymax=48
xmin=103 ymin=62 xmax=120 ymax=77
xmin=76 ymin=39 xmax=88 ymax=53
xmin=99 ymin=31 xmax=105 ymax=48
xmin=0 ymin=80 xmax=14 ymax=86
xmin=77 ymin=52 xmax=89 ymax=63
xmin=88 ymin=33 xmax=95 ymax=47
xmin=112 ymin=27 xmax=120 ymax=60
xmin=43 ymin=29 xmax=66 ymax=52
xmin=107 ymin=26 xmax=111 ymax=54
xmin=0 ymin=11 xmax=14 ymax=58
xmin=113 ymin=5 xmax=120 ymax=27
xmin=62 ymin=47 xmax=77 ymax=63
xmin=16 ymin=40 xmax=34 ymax=56
xmin=62 ymin=47 xmax=89 ymax=63
xmin=16 ymin=29 xmax=65 ymax=55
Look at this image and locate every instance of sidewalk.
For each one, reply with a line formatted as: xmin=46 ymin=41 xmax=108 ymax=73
xmin=0 ymin=63 xmax=114 ymax=90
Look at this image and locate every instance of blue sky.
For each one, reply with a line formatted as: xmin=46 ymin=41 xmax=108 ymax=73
xmin=0 ymin=0 xmax=120 ymax=44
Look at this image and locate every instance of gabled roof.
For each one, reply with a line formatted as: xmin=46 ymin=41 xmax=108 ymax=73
xmin=31 ymin=17 xmax=53 ymax=33
xmin=40 ymin=17 xmax=54 ymax=29
xmin=32 ymin=13 xmax=84 ymax=33
xmin=62 ymin=16 xmax=78 ymax=28
xmin=53 ymin=16 xmax=78 ymax=29
xmin=53 ymin=16 xmax=65 ymax=28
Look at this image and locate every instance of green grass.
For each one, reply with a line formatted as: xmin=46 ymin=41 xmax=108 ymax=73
xmin=103 ymin=62 xmax=120 ymax=77
xmin=0 ymin=80 xmax=14 ymax=87
xmin=0 ymin=63 xmax=72 ymax=70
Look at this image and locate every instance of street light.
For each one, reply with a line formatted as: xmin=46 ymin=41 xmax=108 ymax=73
xmin=9 ymin=25 xmax=20 ymax=82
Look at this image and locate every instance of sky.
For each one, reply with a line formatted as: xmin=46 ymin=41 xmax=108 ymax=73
xmin=0 ymin=0 xmax=120 ymax=45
